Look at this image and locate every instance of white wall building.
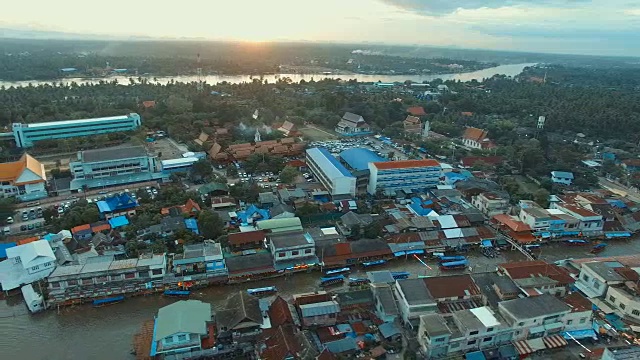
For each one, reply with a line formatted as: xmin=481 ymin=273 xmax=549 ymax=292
xmin=368 ymin=159 xmax=441 ymax=195
xmin=0 ymin=154 xmax=47 ymax=201
xmin=0 ymin=240 xmax=56 ymax=290
xmin=306 ymin=147 xmax=356 ymax=198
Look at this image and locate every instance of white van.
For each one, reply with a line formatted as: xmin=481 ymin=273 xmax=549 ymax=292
xmin=3 ymin=226 xmax=10 ymax=235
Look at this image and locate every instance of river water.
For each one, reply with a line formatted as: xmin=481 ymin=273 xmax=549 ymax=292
xmin=0 ymin=63 xmax=536 ymax=88
xmin=4 ymin=238 xmax=640 ymax=360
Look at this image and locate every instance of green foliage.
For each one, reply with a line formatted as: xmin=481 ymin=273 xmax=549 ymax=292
xmin=363 ymin=222 xmax=383 ymax=239
xmin=197 ymin=210 xmax=224 ymax=240
xmin=243 ymin=154 xmax=285 ymax=174
xmin=0 ymin=198 xmax=16 ymax=225
xmin=190 ymin=159 xmax=214 ymax=181
xmin=51 ymin=201 xmax=101 ymax=231
xmin=295 ymin=203 xmax=320 ymax=217
xmin=279 ymin=166 xmax=300 ymax=184
xmin=228 ymin=183 xmax=259 ymax=203
xmin=533 ymin=188 xmax=551 ymax=208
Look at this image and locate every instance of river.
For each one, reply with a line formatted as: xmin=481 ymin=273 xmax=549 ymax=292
xmin=0 ymin=63 xmax=537 ymax=88
xmin=3 ymin=238 xmax=639 ymax=360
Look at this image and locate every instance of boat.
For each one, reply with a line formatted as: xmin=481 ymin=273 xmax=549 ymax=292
xmin=362 ymin=259 xmax=387 ymax=268
xmin=440 ymin=259 xmax=469 ymax=271
xmin=591 ymin=243 xmax=608 ymax=254
xmin=163 ymin=290 xmax=191 ymax=298
xmin=92 ymin=295 xmax=125 ymax=307
xmin=564 ymin=239 xmax=588 ymax=246
xmin=348 ymin=278 xmax=370 ymax=286
xmin=320 ymin=275 xmax=345 ymax=287
xmin=437 ymin=255 xmax=466 ymax=263
xmin=325 ymin=267 xmax=350 ymax=275
xmin=391 ymin=272 xmax=410 ymax=280
xmin=247 ymin=286 xmax=278 ymax=297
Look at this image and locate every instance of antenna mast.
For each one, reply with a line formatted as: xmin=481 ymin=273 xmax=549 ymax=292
xmin=196 ymin=53 xmax=203 ymax=92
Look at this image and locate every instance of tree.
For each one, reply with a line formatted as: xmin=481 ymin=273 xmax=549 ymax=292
xmin=0 ymin=198 xmax=16 ymax=225
xmin=226 ymin=166 xmax=238 ymax=178
xmin=533 ymin=188 xmax=550 ymax=208
xmin=191 ymin=159 xmax=214 ymax=181
xmin=363 ymin=222 xmax=383 ymax=238
xmin=166 ymin=95 xmax=192 ymax=114
xmin=350 ymin=224 xmax=361 ymax=240
xmin=198 ymin=210 xmax=224 ymax=240
xmin=279 ymin=166 xmax=299 ymax=184
xmin=295 ymin=203 xmax=320 ymax=217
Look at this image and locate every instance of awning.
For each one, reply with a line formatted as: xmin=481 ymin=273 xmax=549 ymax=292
xmin=393 ymin=251 xmax=406 ymax=257
xmin=591 ymin=298 xmax=616 ymax=314
xmin=481 ymin=239 xmax=493 ymax=247
xmin=529 ymin=325 xmax=546 ymax=334
xmin=512 ymin=340 xmax=533 ymax=355
xmin=406 ymin=249 xmax=424 ymax=255
xmin=606 ymin=232 xmax=631 ymax=238
xmin=543 ymin=334 xmax=568 ymax=349
xmin=563 ymin=329 xmax=598 ymax=340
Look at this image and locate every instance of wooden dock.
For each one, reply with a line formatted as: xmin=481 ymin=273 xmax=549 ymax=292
xmin=132 ymin=319 xmax=154 ymax=360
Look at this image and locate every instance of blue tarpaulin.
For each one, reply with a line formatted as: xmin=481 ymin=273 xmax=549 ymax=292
xmin=108 ymin=215 xmax=129 ymax=228
xmin=465 ymin=351 xmax=487 ymax=360
xmin=394 ymin=251 xmax=406 ymax=257
xmin=562 ymin=329 xmax=598 ymax=341
xmin=605 ymin=232 xmax=631 ymax=238
xmin=481 ymin=240 xmax=493 ymax=247
xmin=184 ymin=218 xmax=199 ymax=234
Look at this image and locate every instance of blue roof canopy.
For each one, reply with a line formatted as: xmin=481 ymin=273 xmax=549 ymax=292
xmin=108 ymin=215 xmax=130 ymax=228
xmin=0 ymin=242 xmax=17 ymax=258
xmin=339 ymin=148 xmax=386 ymax=171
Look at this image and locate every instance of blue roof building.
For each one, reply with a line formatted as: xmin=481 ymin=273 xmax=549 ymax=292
xmin=339 ymin=148 xmax=386 ymax=172
xmin=96 ymin=193 xmax=139 ymax=220
xmin=236 ymin=204 xmax=270 ymax=225
xmin=108 ymin=215 xmax=130 ymax=229
xmin=184 ymin=218 xmax=199 ymax=235
xmin=0 ymin=242 xmax=17 ymax=259
xmin=409 ymin=197 xmax=434 ymax=216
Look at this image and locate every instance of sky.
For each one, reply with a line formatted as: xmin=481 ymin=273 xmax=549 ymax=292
xmin=3 ymin=0 xmax=640 ymax=56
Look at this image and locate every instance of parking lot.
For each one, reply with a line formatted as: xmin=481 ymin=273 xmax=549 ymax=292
xmin=307 ymin=136 xmax=409 ymax=161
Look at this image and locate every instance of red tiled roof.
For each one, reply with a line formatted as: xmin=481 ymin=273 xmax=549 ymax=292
xmin=508 ymin=231 xmax=536 ymax=244
xmin=499 ymin=260 xmax=574 ymax=285
xmin=268 ymin=296 xmax=294 ymax=327
xmin=294 ymin=293 xmax=332 ymax=306
xmin=228 ymin=230 xmax=266 ymax=246
xmin=563 ymin=292 xmax=592 ymax=313
xmin=623 ymin=159 xmax=640 ymax=167
xmin=461 ymin=112 xmax=474 ymax=116
xmin=260 ymin=325 xmax=302 ymax=360
xmin=71 ymin=224 xmax=91 ymax=234
xmin=407 ymin=106 xmax=427 ymax=116
xmin=560 ymin=204 xmax=599 ymax=217
xmin=372 ymin=159 xmax=440 ymax=170
xmin=91 ymin=223 xmax=111 ymax=233
xmin=492 ymin=214 xmax=532 ymax=232
xmin=462 ymin=127 xmax=488 ymax=142
xmin=287 ymin=159 xmax=306 ymax=167
xmin=334 ymin=243 xmax=352 ymax=256
xmin=17 ymin=236 xmax=39 ymax=245
xmin=423 ymin=274 xmax=481 ymax=299
xmin=142 ymin=100 xmax=156 ymax=108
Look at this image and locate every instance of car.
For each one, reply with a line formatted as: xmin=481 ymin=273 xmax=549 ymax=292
xmin=27 ymin=223 xmax=34 ymax=230
xmin=6 ymin=216 xmax=13 ymax=224
xmin=57 ymin=207 xmax=65 ymax=214
xmin=34 ymin=222 xmax=43 ymax=228
xmin=20 ymin=225 xmax=27 ymax=231
xmin=151 ymin=189 xmax=158 ymax=195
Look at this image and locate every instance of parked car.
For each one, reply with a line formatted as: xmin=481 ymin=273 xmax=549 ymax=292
xmin=27 ymin=223 xmax=35 ymax=230
xmin=20 ymin=225 xmax=27 ymax=231
xmin=6 ymin=216 xmax=13 ymax=224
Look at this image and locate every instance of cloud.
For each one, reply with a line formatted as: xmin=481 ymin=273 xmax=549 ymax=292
xmin=378 ymin=0 xmax=591 ymax=16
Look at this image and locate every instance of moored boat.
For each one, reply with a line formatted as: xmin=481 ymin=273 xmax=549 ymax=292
xmin=437 ymin=255 xmax=466 ymax=263
xmin=348 ymin=278 xmax=370 ymax=286
xmin=163 ymin=290 xmax=191 ymax=298
xmin=247 ymin=286 xmax=278 ymax=297
xmin=362 ymin=259 xmax=386 ymax=268
xmin=325 ymin=267 xmax=350 ymax=275
xmin=390 ymin=271 xmax=410 ymax=280
xmin=92 ymin=295 xmax=125 ymax=307
xmin=320 ymin=275 xmax=345 ymax=287
xmin=564 ymin=239 xmax=588 ymax=246
xmin=591 ymin=243 xmax=607 ymax=254
xmin=439 ymin=259 xmax=469 ymax=271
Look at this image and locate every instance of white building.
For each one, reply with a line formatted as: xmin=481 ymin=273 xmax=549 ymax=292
xmin=368 ymin=159 xmax=441 ymax=195
xmin=153 ymin=300 xmax=214 ymax=357
xmin=306 ymin=147 xmax=356 ymax=198
xmin=498 ymin=294 xmax=572 ymax=340
xmin=268 ymin=230 xmax=318 ymax=271
xmin=335 ymin=112 xmax=371 ymax=135
xmin=0 ymin=240 xmax=56 ymax=290
xmin=554 ymin=203 xmax=603 ymax=235
xmin=472 ymin=192 xmax=509 ymax=217
xmin=0 ymin=153 xmax=47 ymax=201
xmin=551 ymin=171 xmax=574 ymax=185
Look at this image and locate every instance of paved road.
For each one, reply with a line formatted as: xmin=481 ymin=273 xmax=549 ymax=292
xmin=599 ymin=177 xmax=640 ymax=203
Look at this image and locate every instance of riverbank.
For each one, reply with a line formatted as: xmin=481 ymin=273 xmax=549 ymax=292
xmin=0 ymin=63 xmax=537 ymax=88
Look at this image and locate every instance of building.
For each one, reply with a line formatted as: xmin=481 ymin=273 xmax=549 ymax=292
xmin=216 ymin=291 xmax=263 ymax=336
xmin=418 ymin=307 xmax=514 ymax=358
xmin=499 ymin=261 xmax=575 ymax=297
xmin=277 ymin=121 xmax=297 ymax=136
xmin=368 ymin=159 xmax=441 ymax=195
xmin=574 ymin=260 xmax=626 ymax=299
xmin=152 ymin=300 xmax=215 ymax=357
xmin=0 ymin=240 xmax=56 ymax=290
xmin=227 ymin=230 xmax=266 ymax=251
xmin=46 ymin=254 xmax=167 ymax=304
xmin=299 ymin=300 xmax=340 ymax=327
xmin=602 ymin=346 xmax=640 ymax=360
xmin=96 ymin=193 xmax=139 ymax=220
xmin=339 ymin=148 xmax=386 ymax=193
xmin=404 ymin=115 xmax=422 ymax=135
xmin=393 ymin=278 xmax=437 ymax=326
xmin=498 ymin=294 xmax=572 ymax=340
xmin=518 ymin=205 xmax=552 ymax=232
xmin=551 ymin=171 xmax=574 ymax=185
xmin=161 ymin=157 xmax=200 ymax=174
xmin=12 ymin=113 xmax=141 ymax=147
xmin=407 ymin=106 xmax=427 ymax=117
xmin=462 ymin=127 xmax=495 ymax=150
xmin=337 ymin=211 xmax=374 ymax=237
xmin=472 ymin=192 xmax=509 ymax=217
xmin=554 ymin=203 xmax=603 ymax=235
xmin=0 ymin=153 xmax=47 ymax=201
xmin=268 ymin=230 xmax=318 ymax=270
xmin=306 ymin=148 xmax=356 ymax=198
xmin=69 ymin=145 xmax=164 ymax=191
xmin=173 ymin=241 xmax=227 ymax=277
xmin=335 ymin=112 xmax=371 ymax=136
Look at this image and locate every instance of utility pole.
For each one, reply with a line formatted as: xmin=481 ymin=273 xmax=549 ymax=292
xmin=196 ymin=53 xmax=203 ymax=92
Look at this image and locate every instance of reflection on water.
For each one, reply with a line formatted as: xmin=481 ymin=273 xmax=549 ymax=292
xmin=0 ymin=63 xmax=537 ymax=89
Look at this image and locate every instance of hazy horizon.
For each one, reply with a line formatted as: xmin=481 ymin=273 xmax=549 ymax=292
xmin=3 ymin=0 xmax=640 ymax=57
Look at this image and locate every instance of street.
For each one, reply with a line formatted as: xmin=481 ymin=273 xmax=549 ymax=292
xmin=599 ymin=176 xmax=640 ymax=203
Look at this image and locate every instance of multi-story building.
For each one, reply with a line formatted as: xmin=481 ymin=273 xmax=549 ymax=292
xmin=472 ymin=192 xmax=509 ymax=217
xmin=335 ymin=112 xmax=371 ymax=136
xmin=268 ymin=230 xmax=318 ymax=270
xmin=172 ymin=241 xmax=227 ymax=277
xmin=498 ymin=260 xmax=574 ymax=298
xmin=0 ymin=153 xmax=47 ymax=201
xmin=152 ymin=300 xmax=215 ymax=358
xmin=518 ymin=205 xmax=552 ymax=232
xmin=305 ymin=147 xmax=356 ymax=199
xmin=339 ymin=148 xmax=386 ymax=193
xmin=498 ymin=294 xmax=572 ymax=340
xmin=418 ymin=307 xmax=514 ymax=358
xmin=368 ymin=159 xmax=441 ymax=195
xmin=69 ymin=145 xmax=165 ymax=191
xmin=574 ymin=260 xmax=626 ymax=299
xmin=553 ymin=203 xmax=604 ymax=235
xmin=12 ymin=113 xmax=141 ymax=147
xmin=0 ymin=240 xmax=56 ymax=290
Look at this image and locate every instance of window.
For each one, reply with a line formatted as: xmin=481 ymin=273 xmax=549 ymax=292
xmin=486 ymin=327 xmax=494 ymax=333
xmin=469 ymin=331 xmax=479 ymax=336
xmin=82 ymin=278 xmax=93 ymax=285
xmin=435 ymin=337 xmax=445 ymax=343
xmin=620 ymin=303 xmax=626 ymax=310
xmin=593 ymin=282 xmax=601 ymax=289
xmin=138 ymin=271 xmax=149 ymax=278
xmin=110 ymin=275 xmax=122 ymax=281
xmin=177 ymin=334 xmax=187 ymax=342
xmin=44 ymin=262 xmax=52 ymax=267
xmin=304 ymin=249 xmax=312 ymax=254
xmin=483 ymin=337 xmax=493 ymax=342
xmin=633 ymin=310 xmax=640 ymax=316
xmin=580 ymin=318 xmax=587 ymax=324
xmin=518 ymin=322 xmax=524 ymax=327
xmin=278 ymin=252 xmax=286 ymax=258
xmin=609 ymin=295 xmax=616 ymax=303
xmin=567 ymin=320 xmax=573 ymax=325
xmin=291 ymin=251 xmax=299 ymax=256
xmin=67 ymin=279 xmax=78 ymax=286
xmin=582 ymin=274 xmax=590 ymax=281
xmin=124 ymin=273 xmax=136 ymax=279
xmin=152 ymin=269 xmax=163 ymax=275
xmin=50 ymin=282 xmax=60 ymax=288
xmin=450 ymin=343 xmax=460 ymax=349
xmin=467 ymin=340 xmax=476 ymax=345
xmin=165 ymin=337 xmax=174 ymax=344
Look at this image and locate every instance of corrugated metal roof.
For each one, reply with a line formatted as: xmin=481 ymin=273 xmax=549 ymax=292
xmin=306 ymin=147 xmax=353 ymax=178
xmin=299 ymin=300 xmax=340 ymax=317
xmin=339 ymin=148 xmax=386 ymax=171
